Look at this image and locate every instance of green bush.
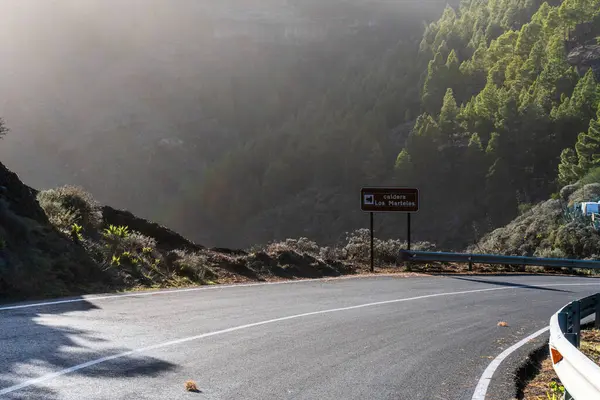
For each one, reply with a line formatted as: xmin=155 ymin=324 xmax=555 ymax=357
xmin=580 ymin=167 xmax=600 ymax=186
xmin=103 ymin=225 xmax=130 ymax=239
xmin=517 ymin=202 xmax=533 ymax=215
xmin=533 ymin=247 xmax=566 ymax=259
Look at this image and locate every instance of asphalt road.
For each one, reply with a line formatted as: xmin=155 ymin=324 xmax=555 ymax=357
xmin=1 ymin=274 xmax=599 ymax=400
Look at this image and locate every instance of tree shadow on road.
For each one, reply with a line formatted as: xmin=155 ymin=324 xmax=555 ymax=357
xmin=445 ymin=276 xmax=573 ymax=293
xmin=0 ymin=298 xmax=178 ymax=399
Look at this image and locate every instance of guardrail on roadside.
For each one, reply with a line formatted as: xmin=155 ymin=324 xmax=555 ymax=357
xmin=549 ymin=293 xmax=600 ymax=400
xmin=398 ymin=250 xmax=600 ymax=271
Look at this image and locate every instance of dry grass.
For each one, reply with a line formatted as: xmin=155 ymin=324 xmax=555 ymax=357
xmin=521 ymin=356 xmax=562 ymax=400
xmin=581 ymin=329 xmax=600 ymax=366
xmin=522 ymin=329 xmax=599 ymax=399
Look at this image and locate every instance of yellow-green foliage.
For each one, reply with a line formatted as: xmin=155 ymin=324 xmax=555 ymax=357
xmin=103 ymin=225 xmax=130 ymax=239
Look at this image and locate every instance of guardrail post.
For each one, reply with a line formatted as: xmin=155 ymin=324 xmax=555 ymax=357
xmin=468 ymin=256 xmax=472 ymax=272
xmin=564 ymin=390 xmax=574 ymax=400
xmin=559 ymin=311 xmax=578 ymax=346
xmin=596 ymin=293 xmax=600 ymax=330
xmin=572 ymin=301 xmax=581 ymax=348
xmin=558 ymin=311 xmax=568 ymax=332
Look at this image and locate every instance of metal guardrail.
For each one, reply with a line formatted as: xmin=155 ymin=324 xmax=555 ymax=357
xmin=549 ymin=293 xmax=600 ymax=400
xmin=398 ymin=250 xmax=600 ymax=270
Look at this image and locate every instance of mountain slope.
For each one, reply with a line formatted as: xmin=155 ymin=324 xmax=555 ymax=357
xmin=0 ymin=0 xmax=451 ymax=248
xmin=393 ymin=0 xmax=600 ymax=249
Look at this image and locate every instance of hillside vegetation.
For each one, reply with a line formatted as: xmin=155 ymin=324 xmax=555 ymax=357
xmin=1 ymin=160 xmax=440 ymax=301
xmin=3 ymin=0 xmax=600 ymax=278
xmin=193 ymin=0 xmax=600 ymax=249
xmin=395 ymin=0 xmax=600 ymax=247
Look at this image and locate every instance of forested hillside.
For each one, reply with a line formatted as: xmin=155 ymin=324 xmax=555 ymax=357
xmin=193 ymin=0 xmax=600 ymax=249
xmin=393 ymin=0 xmax=600 ymax=249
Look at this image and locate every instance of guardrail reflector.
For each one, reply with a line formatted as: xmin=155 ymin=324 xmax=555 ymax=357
xmin=551 ymin=347 xmax=564 ymax=364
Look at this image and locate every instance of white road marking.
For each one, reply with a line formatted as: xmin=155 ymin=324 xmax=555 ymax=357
xmin=0 ymin=286 xmax=508 ymax=396
xmin=0 ymin=277 xmax=348 ymax=311
xmin=471 ymin=327 xmax=549 ymax=400
xmin=1 ymin=272 xmax=597 ymax=312
xmin=469 ymin=282 xmax=600 ymax=400
xmin=0 ymin=278 xmax=598 ymax=397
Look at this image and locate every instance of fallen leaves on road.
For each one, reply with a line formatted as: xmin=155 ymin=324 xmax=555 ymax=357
xmin=185 ymin=380 xmax=200 ymax=392
xmin=498 ymin=321 xmax=509 ymax=327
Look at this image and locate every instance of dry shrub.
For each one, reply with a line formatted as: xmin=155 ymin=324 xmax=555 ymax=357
xmin=341 ymin=229 xmax=435 ymax=264
xmin=319 ymin=246 xmax=347 ymax=261
xmin=37 ymin=185 xmax=102 ymax=231
xmin=568 ymin=183 xmax=600 ymax=204
xmin=265 ymin=237 xmax=320 ymax=255
xmin=168 ymin=249 xmax=209 ymax=281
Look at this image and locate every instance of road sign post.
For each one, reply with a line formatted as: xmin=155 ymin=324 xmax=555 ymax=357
xmin=407 ymin=213 xmax=411 ymax=251
xmin=370 ymin=212 xmax=374 ymax=272
xmin=361 ymin=187 xmax=419 ymax=271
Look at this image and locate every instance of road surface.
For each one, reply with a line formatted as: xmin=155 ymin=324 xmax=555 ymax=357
xmin=1 ymin=274 xmax=599 ymax=400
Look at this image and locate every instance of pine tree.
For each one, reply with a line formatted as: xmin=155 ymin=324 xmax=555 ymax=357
xmin=558 ymin=147 xmax=580 ymax=185
xmin=486 ymin=132 xmax=501 ymax=156
xmin=422 ymin=51 xmax=447 ymax=114
xmin=394 ymin=149 xmax=414 ymax=178
xmin=439 ymin=88 xmax=461 ymax=143
xmin=515 ymin=22 xmax=542 ymax=57
xmin=576 ymin=118 xmax=600 ymax=173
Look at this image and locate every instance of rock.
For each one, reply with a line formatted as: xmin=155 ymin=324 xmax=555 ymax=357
xmin=560 ymin=184 xmax=580 ymax=202
xmin=248 ymin=251 xmax=276 ymax=267
xmin=0 ymin=163 xmax=48 ymax=223
xmin=567 ymin=45 xmax=600 ymax=66
xmin=567 ymin=45 xmax=600 ymax=78
xmin=211 ymin=247 xmax=248 ymax=256
xmin=276 ymin=250 xmax=307 ymax=266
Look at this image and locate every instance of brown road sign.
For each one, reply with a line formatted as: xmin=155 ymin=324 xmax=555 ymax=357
xmin=361 ymin=187 xmax=419 ymax=212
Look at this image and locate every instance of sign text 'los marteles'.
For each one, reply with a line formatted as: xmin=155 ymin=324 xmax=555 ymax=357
xmin=360 ymin=187 xmax=419 ymax=213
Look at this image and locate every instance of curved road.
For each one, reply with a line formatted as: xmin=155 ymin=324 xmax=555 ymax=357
xmin=1 ymin=274 xmax=599 ymax=400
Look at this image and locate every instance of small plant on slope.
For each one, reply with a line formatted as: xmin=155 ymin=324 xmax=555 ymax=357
xmin=71 ymin=223 xmax=83 ymax=242
xmin=546 ymin=381 xmax=565 ymax=400
xmin=103 ymin=225 xmax=130 ymax=239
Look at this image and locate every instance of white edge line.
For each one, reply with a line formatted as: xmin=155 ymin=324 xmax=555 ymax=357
xmin=470 ymin=280 xmax=600 ymax=400
xmin=471 ymin=327 xmax=550 ymax=400
xmin=1 ymin=274 xmax=598 ymax=312
xmin=0 ymin=277 xmax=347 ymax=311
xmin=0 ymin=286 xmax=508 ymax=396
